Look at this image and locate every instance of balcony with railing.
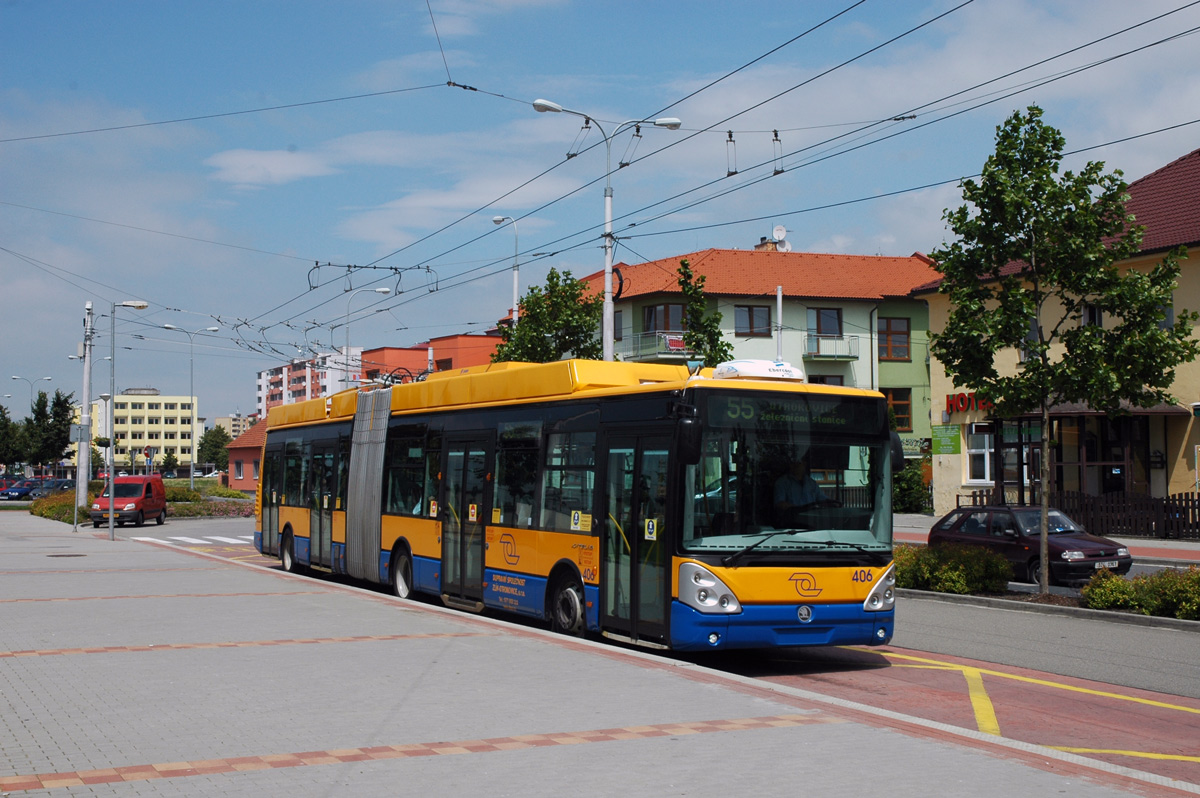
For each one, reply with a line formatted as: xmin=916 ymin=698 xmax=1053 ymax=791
xmin=802 ymin=333 xmax=861 ymax=360
xmin=618 ymin=330 xmax=695 ymax=362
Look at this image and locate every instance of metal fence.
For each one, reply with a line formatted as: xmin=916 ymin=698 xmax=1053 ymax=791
xmin=956 ymin=488 xmax=1200 ymax=540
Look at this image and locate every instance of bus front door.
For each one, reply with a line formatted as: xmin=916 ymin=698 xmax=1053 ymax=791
xmin=602 ymin=435 xmax=671 ymax=645
xmin=440 ymin=437 xmax=492 ymax=607
xmin=310 ymin=444 xmax=335 ymax=569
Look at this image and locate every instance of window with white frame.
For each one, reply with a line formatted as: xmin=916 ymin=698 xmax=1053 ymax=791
xmin=966 ymin=423 xmax=994 ymax=483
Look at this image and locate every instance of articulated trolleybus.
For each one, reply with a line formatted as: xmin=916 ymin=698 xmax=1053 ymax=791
xmin=255 ymin=358 xmax=901 ymax=651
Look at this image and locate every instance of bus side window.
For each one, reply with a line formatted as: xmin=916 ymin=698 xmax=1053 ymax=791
xmin=541 ymin=431 xmax=595 ymax=534
xmin=495 ymin=446 xmax=538 ymax=528
xmin=382 ymin=427 xmax=429 ymax=516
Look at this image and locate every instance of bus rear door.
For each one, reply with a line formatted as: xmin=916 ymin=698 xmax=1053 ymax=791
xmin=309 ymin=442 xmax=336 ymax=569
xmin=440 ymin=435 xmax=493 ymax=609
xmin=602 ymin=434 xmax=671 ymax=646
xmin=260 ymin=445 xmax=282 ymax=555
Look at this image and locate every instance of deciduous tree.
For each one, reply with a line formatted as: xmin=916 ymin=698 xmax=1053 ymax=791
xmin=491 ymin=267 xmax=603 ymax=363
xmin=678 ymin=258 xmax=733 ymax=367
xmin=930 ymin=106 xmax=1198 ymax=592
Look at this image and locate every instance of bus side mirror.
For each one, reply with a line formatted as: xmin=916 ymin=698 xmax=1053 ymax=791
xmin=890 ymin=431 xmax=905 ymax=472
xmin=677 ymin=416 xmax=702 ymax=465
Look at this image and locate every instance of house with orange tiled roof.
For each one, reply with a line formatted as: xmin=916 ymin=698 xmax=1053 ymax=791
xmin=226 ymin=419 xmax=267 ymax=495
xmin=579 ymin=241 xmax=940 ymax=459
xmin=916 ymin=146 xmax=1200 ymax=517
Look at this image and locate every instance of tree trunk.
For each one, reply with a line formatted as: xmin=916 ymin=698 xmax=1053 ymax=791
xmin=1039 ymin=402 xmax=1051 ymax=594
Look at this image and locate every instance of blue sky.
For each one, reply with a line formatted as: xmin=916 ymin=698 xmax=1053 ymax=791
xmin=3 ymin=0 xmax=1200 ymax=421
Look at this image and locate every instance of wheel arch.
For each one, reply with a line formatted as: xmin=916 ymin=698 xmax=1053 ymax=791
xmin=545 ymin=558 xmax=585 ymax=619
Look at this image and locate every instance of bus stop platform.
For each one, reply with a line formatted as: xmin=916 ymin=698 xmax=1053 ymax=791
xmin=0 ymin=511 xmax=1193 ymax=797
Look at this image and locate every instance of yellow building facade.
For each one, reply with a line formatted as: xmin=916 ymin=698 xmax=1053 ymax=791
xmin=919 ymin=148 xmax=1200 ymax=517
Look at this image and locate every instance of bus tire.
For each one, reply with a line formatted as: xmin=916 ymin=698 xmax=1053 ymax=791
xmin=391 ymin=549 xmax=413 ymax=599
xmin=549 ymin=574 xmax=585 ymax=636
xmin=282 ymin=532 xmax=300 ymax=573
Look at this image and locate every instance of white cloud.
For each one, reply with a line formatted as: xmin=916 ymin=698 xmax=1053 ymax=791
xmin=204 ymin=148 xmax=339 ymax=188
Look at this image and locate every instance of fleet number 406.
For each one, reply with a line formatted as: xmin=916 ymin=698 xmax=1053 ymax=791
xmin=851 ymin=570 xmax=874 ymax=583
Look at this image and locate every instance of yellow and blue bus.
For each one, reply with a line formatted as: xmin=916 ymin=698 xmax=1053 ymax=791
xmin=255 ymin=359 xmax=901 ymax=651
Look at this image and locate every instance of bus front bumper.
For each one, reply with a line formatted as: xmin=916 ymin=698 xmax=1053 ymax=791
xmin=670 ymin=600 xmax=893 ymax=651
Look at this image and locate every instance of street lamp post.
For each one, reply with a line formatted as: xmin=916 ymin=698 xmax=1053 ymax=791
xmin=344 ymin=287 xmax=391 ymax=391
xmin=107 ymin=300 xmax=149 ymax=541
xmin=71 ymin=302 xmax=96 ymax=515
xmin=10 ymin=375 xmax=52 ymax=410
xmin=492 ymin=216 xmax=520 ymax=326
xmin=163 ymin=324 xmax=219 ymax=491
xmin=532 ymin=99 xmax=682 ymax=361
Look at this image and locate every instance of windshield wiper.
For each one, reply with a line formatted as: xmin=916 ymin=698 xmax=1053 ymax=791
xmin=722 ymin=532 xmax=795 ymax=567
xmin=806 ymin=539 xmax=890 ymax=565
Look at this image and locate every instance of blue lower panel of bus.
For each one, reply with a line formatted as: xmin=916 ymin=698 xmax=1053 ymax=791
xmin=670 ymin=601 xmax=894 ymax=651
xmin=380 ymin=555 xmax=599 ymax=630
xmin=254 ymin=530 xmax=262 ymax=553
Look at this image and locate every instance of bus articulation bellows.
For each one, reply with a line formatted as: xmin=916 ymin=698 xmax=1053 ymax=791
xmin=255 ymin=359 xmax=901 ymax=651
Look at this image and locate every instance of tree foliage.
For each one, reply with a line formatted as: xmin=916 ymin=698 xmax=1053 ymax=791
xmin=930 ymin=105 xmax=1199 ymax=591
xmin=0 ymin=404 xmax=22 ymax=468
xmin=678 ymin=258 xmax=734 ymax=367
xmin=931 ymin=106 xmax=1197 ymax=417
xmin=198 ymin=425 xmax=232 ymax=470
xmin=23 ymin=390 xmax=75 ymax=467
xmin=490 ymin=267 xmax=603 ymax=363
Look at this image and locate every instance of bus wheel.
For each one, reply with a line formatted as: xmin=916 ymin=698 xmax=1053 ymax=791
xmin=391 ymin=550 xmax=413 ymax=599
xmin=549 ymin=575 xmax=585 ymax=636
xmin=282 ymin=533 xmax=299 ymax=573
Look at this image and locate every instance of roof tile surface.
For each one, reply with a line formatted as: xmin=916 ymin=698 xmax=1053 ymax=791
xmin=581 ymin=249 xmax=937 ymax=301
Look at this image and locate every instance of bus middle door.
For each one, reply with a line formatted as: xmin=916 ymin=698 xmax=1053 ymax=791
xmin=440 ymin=435 xmax=493 ymax=609
xmin=602 ymin=434 xmax=671 ymax=645
xmin=310 ymin=443 xmax=336 ymax=569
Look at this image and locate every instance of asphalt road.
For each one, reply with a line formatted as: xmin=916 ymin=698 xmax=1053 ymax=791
xmin=891 ymin=594 xmax=1200 ymax=698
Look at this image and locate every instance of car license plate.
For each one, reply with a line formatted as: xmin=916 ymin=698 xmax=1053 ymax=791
xmin=1095 ymin=560 xmax=1119 ymax=569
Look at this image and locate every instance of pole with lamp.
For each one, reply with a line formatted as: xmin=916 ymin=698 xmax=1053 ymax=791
xmin=492 ymin=216 xmax=520 ymax=326
xmin=344 ymin=287 xmax=391 ymax=390
xmin=532 ymin=99 xmax=682 ymax=361
xmin=162 ymin=324 xmax=219 ymax=491
xmin=10 ymin=376 xmax=51 ymax=478
xmin=69 ymin=302 xmax=97 ymax=520
xmin=10 ymin=375 xmax=52 ymax=411
xmin=107 ymin=300 xmax=149 ymax=541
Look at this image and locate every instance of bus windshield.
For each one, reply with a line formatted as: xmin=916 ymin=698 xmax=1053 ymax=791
xmin=681 ymin=390 xmax=892 ymax=560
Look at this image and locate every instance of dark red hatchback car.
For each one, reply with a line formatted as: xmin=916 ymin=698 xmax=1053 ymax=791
xmin=928 ymin=506 xmax=1132 ymax=585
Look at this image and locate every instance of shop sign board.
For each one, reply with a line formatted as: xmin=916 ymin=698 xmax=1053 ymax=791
xmin=931 ymin=425 xmax=961 ymax=455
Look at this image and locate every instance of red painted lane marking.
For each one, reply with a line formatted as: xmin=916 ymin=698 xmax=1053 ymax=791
xmin=0 ymin=714 xmax=836 ymax=792
xmin=0 ymin=567 xmax=228 ymax=576
xmin=0 ymin=591 xmax=325 ymax=604
xmin=0 ymin=632 xmax=489 ymax=659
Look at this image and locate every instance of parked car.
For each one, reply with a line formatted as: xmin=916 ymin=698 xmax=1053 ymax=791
xmin=928 ymin=505 xmax=1132 ymax=585
xmin=1 ymin=480 xmax=41 ymax=501
xmin=90 ymin=474 xmax=167 ymax=527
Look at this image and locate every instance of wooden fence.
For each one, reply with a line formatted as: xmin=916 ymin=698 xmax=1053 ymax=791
xmin=956 ymin=489 xmax=1200 ymax=540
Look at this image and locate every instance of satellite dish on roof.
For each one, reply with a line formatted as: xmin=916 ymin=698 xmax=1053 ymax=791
xmin=772 ymin=224 xmax=787 ymax=241
xmin=777 ymin=239 xmax=793 ymax=252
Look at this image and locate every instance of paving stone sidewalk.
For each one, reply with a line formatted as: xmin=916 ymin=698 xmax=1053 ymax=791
xmin=1 ymin=511 xmax=1193 ymax=797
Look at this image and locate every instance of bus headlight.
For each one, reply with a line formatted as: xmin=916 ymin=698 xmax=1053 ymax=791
xmin=863 ymin=564 xmax=895 ymax=612
xmin=679 ymin=563 xmax=741 ymax=614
